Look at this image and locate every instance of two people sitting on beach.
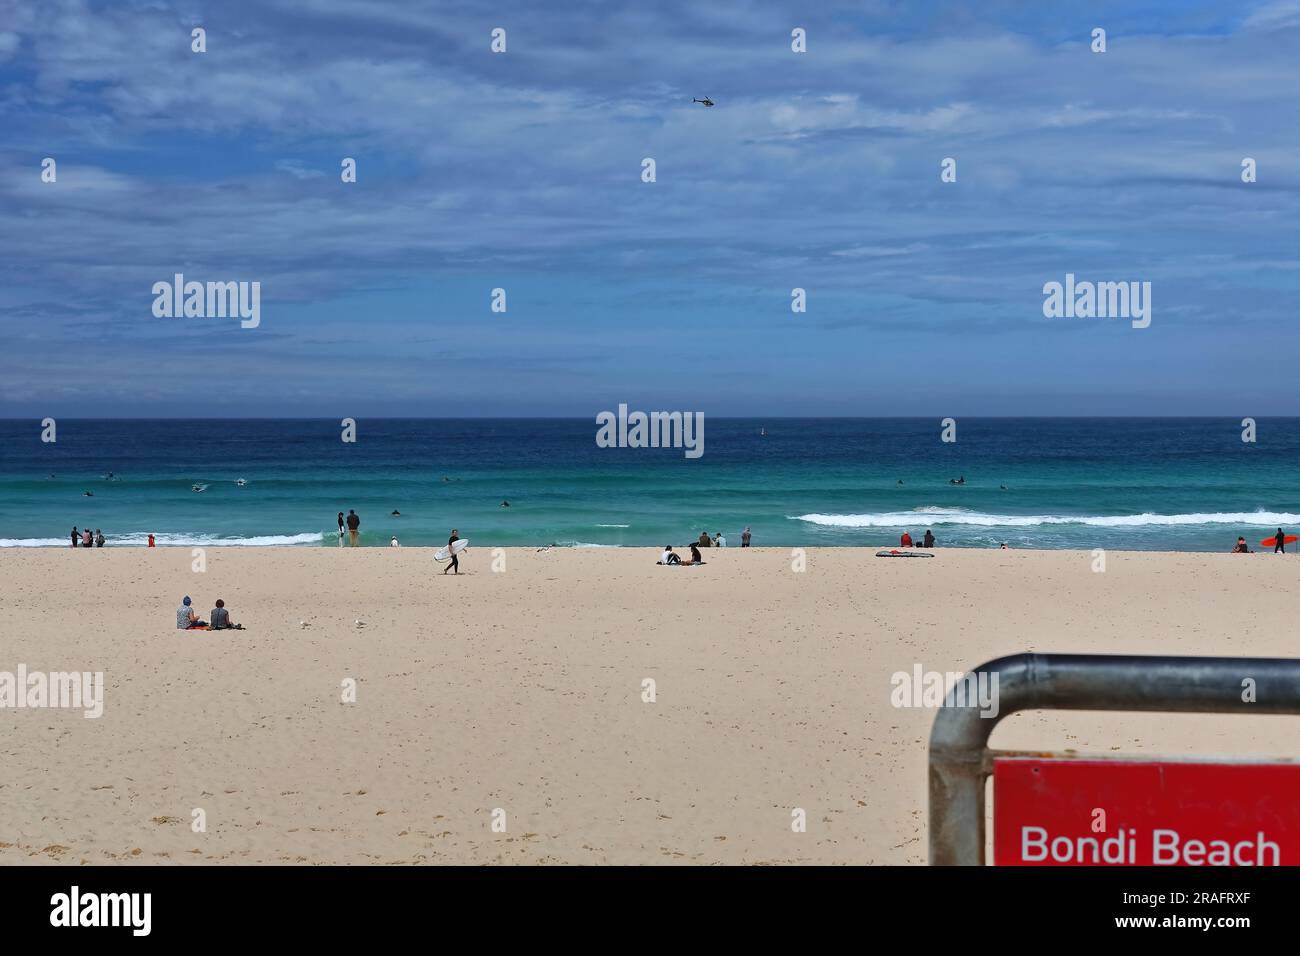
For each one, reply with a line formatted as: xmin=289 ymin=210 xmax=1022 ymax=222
xmin=176 ymin=596 xmax=243 ymax=630
xmin=659 ymin=544 xmax=705 ymax=566
xmin=900 ymin=530 xmax=936 ymax=548
xmin=1232 ymin=537 xmax=1251 ymax=553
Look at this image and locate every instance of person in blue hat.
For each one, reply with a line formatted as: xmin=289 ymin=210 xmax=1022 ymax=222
xmin=176 ymin=595 xmax=207 ymax=630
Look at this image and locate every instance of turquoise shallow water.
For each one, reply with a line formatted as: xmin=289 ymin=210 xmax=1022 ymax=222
xmin=1 ymin=418 xmax=1298 ymax=551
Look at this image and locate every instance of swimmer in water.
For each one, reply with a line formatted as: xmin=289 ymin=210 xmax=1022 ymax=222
xmin=391 ymin=510 xmax=401 ymax=516
xmin=501 ymin=501 xmax=510 ymax=508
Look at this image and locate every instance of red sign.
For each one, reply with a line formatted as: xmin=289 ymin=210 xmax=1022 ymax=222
xmin=994 ymin=757 xmax=1300 ymax=866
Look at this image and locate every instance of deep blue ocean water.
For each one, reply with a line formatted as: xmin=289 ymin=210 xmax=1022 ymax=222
xmin=1 ymin=418 xmax=1298 ymax=551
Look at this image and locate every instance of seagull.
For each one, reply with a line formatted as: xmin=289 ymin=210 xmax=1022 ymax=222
xmin=692 ymin=96 xmax=714 ymax=107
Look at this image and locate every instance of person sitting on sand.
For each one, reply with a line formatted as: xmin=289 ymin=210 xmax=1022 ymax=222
xmin=901 ymin=531 xmax=913 ymax=547
xmin=390 ymin=536 xmax=400 ymax=547
xmin=176 ymin=596 xmax=206 ymax=630
xmin=659 ymin=545 xmax=681 ymax=565
xmin=1232 ymin=537 xmax=1250 ymax=554
xmin=698 ymin=532 xmax=711 ymax=548
xmin=688 ymin=544 xmax=705 ymax=565
xmin=95 ymin=529 xmax=105 ymax=548
xmin=210 ymin=598 xmax=243 ymax=630
xmin=923 ymin=529 xmax=935 ymax=548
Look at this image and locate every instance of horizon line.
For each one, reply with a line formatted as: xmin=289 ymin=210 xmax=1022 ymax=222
xmin=0 ymin=414 xmax=1290 ymax=422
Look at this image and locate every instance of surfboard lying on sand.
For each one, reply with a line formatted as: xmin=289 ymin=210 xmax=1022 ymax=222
xmin=1260 ymin=535 xmax=1298 ymax=547
xmin=875 ymin=549 xmax=934 ymax=558
xmin=434 ymin=538 xmax=470 ymax=562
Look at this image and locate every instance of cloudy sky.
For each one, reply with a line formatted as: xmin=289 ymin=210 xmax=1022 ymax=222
xmin=0 ymin=0 xmax=1297 ymax=416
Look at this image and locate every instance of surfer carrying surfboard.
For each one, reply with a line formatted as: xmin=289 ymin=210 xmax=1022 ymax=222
xmin=443 ymin=529 xmax=461 ymax=574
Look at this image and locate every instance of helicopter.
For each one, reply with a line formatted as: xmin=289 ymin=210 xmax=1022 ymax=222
xmin=692 ymin=96 xmax=714 ymax=107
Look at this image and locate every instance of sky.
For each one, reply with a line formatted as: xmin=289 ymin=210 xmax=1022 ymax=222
xmin=0 ymin=0 xmax=1297 ymax=417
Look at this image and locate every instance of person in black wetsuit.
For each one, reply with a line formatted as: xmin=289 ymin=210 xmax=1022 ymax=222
xmin=923 ymin=529 xmax=935 ymax=548
xmin=1276 ymin=528 xmax=1287 ymax=554
xmin=444 ymin=528 xmax=460 ymax=575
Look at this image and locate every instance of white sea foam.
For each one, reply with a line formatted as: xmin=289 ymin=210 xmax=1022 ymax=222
xmin=793 ymin=511 xmax=1300 ymax=529
xmin=0 ymin=531 xmax=327 ymax=547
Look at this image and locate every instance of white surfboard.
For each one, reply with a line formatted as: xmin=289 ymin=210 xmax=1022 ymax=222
xmin=434 ymin=538 xmax=470 ymax=562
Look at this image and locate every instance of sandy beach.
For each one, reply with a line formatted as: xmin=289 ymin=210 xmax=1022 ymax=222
xmin=2 ymin=545 xmax=1298 ymax=866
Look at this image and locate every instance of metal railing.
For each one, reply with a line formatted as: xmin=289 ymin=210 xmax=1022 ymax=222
xmin=928 ymin=653 xmax=1300 ymax=865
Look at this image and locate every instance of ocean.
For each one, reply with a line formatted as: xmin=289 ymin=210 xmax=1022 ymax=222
xmin=1 ymin=418 xmax=1297 ymax=552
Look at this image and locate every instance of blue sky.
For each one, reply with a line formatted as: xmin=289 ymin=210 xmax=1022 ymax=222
xmin=0 ymin=0 xmax=1297 ymax=416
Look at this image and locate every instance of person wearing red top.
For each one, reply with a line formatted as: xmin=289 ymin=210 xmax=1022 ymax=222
xmin=900 ymin=532 xmax=913 ymax=547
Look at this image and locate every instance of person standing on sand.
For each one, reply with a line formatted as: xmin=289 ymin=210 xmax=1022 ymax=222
xmin=444 ymin=529 xmax=461 ymax=575
xmin=337 ymin=512 xmax=345 ymax=545
xmin=82 ymin=528 xmax=92 ymax=547
xmin=346 ymin=509 xmax=360 ymax=547
xmin=741 ymin=526 xmax=752 ymax=547
xmin=95 ymin=529 xmax=105 ymax=548
xmin=1276 ymin=528 xmax=1287 ymax=554
xmin=71 ymin=526 xmax=79 ymax=548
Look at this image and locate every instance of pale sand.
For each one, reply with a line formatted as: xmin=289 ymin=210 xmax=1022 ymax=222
xmin=1 ymin=546 xmax=1297 ymax=865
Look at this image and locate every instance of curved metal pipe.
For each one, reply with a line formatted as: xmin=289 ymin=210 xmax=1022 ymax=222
xmin=928 ymin=653 xmax=1300 ymax=865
